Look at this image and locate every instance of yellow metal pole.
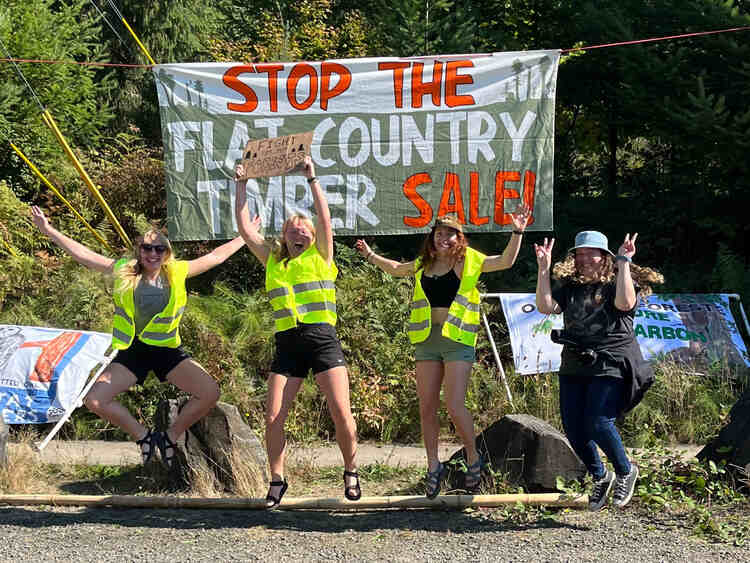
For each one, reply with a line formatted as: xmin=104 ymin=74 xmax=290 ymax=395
xmin=9 ymin=142 xmax=114 ymax=252
xmin=41 ymin=110 xmax=131 ymax=247
xmin=0 ymin=229 xmax=19 ymax=257
xmin=120 ymin=17 xmax=156 ymax=65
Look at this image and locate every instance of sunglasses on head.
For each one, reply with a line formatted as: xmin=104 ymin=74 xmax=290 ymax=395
xmin=140 ymin=243 xmax=168 ymax=254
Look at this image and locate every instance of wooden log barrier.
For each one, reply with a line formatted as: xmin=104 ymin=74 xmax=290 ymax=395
xmin=0 ymin=493 xmax=587 ymax=510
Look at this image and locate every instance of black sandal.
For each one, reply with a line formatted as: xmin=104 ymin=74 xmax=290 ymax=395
xmin=156 ymin=431 xmax=178 ymax=469
xmin=136 ymin=429 xmax=157 ymax=464
xmin=343 ymin=470 xmax=362 ymax=501
xmin=265 ymin=479 xmax=288 ymax=509
xmin=424 ymin=462 xmax=446 ymax=499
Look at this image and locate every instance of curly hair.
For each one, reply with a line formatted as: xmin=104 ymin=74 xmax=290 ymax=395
xmin=552 ymin=253 xmax=664 ymax=298
xmin=417 ymin=225 xmax=468 ymax=271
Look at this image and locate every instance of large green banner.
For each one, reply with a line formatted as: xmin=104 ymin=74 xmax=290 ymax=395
xmin=153 ymin=51 xmax=560 ymax=241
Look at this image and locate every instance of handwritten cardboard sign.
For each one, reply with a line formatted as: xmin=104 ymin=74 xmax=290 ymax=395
xmin=241 ymin=131 xmax=314 ymax=179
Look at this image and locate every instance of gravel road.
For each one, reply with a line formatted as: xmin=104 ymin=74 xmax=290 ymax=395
xmin=1 ymin=503 xmax=747 ymax=562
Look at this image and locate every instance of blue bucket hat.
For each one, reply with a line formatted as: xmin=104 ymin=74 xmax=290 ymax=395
xmin=568 ymin=230 xmax=614 ymax=256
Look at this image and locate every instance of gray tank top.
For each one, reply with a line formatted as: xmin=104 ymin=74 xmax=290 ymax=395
xmin=134 ymin=275 xmax=170 ymax=334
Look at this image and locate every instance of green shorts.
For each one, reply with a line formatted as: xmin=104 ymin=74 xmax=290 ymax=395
xmin=414 ymin=324 xmax=476 ymax=363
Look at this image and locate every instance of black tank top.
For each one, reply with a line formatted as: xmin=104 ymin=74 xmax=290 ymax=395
xmin=421 ymin=268 xmax=460 ymax=308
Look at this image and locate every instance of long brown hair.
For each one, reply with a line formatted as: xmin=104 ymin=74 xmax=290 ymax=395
xmin=417 ymin=225 xmax=468 ymax=271
xmin=552 ymin=252 xmax=664 ymax=298
xmin=116 ymin=229 xmax=175 ymax=291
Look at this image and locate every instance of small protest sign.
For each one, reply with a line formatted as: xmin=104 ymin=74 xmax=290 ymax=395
xmin=241 ymin=131 xmax=314 ymax=179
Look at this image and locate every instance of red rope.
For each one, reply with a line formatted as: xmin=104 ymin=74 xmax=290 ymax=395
xmin=0 ymin=57 xmax=151 ymax=68
xmin=1 ymin=26 xmax=749 ymax=67
xmin=561 ymin=26 xmax=750 ymax=53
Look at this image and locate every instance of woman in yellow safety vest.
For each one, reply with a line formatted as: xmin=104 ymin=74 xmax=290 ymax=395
xmin=355 ymin=207 xmax=530 ymax=498
xmin=234 ymin=156 xmax=360 ymax=508
xmin=30 ymin=206 xmax=245 ymax=469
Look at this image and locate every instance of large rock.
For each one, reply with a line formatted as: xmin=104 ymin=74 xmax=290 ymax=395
xmin=697 ymin=386 xmax=750 ymax=475
xmin=156 ymin=400 xmax=268 ymax=493
xmin=448 ymin=414 xmax=586 ymax=492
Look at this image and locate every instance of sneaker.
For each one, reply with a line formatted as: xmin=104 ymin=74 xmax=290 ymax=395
xmin=612 ymin=464 xmax=639 ymax=508
xmin=588 ymin=469 xmax=615 ymax=511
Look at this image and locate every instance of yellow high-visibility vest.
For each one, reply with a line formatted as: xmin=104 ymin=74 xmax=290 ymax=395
xmin=265 ymin=245 xmax=338 ymax=332
xmin=408 ymin=247 xmax=486 ymax=347
xmin=111 ymin=259 xmax=188 ymax=350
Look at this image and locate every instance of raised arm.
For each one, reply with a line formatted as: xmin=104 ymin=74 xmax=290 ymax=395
xmin=534 ymin=237 xmax=561 ymax=314
xmin=304 ymin=156 xmax=334 ymax=265
xmin=614 ymin=233 xmax=638 ymax=311
xmin=186 ymin=235 xmax=246 ymax=278
xmin=30 ymin=206 xmax=115 ymax=274
xmin=354 ymin=239 xmax=416 ymax=277
xmin=482 ymin=203 xmax=532 ymax=272
xmin=234 ymin=164 xmax=270 ymax=266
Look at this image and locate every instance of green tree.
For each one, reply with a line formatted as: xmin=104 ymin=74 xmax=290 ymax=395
xmin=0 ymin=0 xmax=113 ymax=199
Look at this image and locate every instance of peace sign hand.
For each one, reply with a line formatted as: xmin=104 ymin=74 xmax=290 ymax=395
xmin=534 ymin=237 xmax=555 ymax=271
xmin=617 ymin=233 xmax=638 ymax=260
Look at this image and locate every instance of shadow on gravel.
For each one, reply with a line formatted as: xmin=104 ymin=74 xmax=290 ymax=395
xmin=0 ymin=506 xmax=589 ymax=534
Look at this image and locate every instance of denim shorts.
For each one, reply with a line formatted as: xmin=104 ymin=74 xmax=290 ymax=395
xmin=414 ymin=324 xmax=475 ymax=363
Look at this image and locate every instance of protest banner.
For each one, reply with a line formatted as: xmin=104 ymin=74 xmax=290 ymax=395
xmin=153 ymin=51 xmax=560 ymax=240
xmin=496 ymin=294 xmax=750 ymax=375
xmin=0 ymin=325 xmax=112 ymax=424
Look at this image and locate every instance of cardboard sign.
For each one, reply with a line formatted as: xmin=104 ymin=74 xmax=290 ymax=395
xmin=241 ymin=131 xmax=314 ymax=179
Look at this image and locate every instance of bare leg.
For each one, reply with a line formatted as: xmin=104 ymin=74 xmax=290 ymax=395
xmin=415 ymin=360 xmax=444 ymax=472
xmin=443 ymin=361 xmax=479 ymax=467
xmin=165 ymin=359 xmax=220 ymax=443
xmin=315 ymin=366 xmax=358 ymax=487
xmin=265 ymin=373 xmax=304 ymax=496
xmin=84 ymin=363 xmax=142 ymax=438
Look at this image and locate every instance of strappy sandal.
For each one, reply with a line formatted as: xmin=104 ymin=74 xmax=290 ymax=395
xmin=265 ymin=479 xmax=289 ymax=509
xmin=136 ymin=429 xmax=157 ymax=464
xmin=424 ymin=462 xmax=446 ymax=499
xmin=343 ymin=470 xmax=362 ymax=501
xmin=156 ymin=431 xmax=178 ymax=469
xmin=464 ymin=457 xmax=483 ymax=493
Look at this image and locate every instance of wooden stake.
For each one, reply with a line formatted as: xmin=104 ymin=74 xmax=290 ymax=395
xmin=0 ymin=493 xmax=587 ymax=510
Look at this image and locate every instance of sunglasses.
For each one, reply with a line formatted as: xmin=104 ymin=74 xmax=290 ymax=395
xmin=140 ymin=243 xmax=168 ymax=254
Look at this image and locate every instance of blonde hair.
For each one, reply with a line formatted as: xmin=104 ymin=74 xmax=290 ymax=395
xmin=417 ymin=225 xmax=468 ymax=271
xmin=270 ymin=214 xmax=316 ymax=261
xmin=116 ymin=229 xmax=175 ymax=291
xmin=552 ymin=252 xmax=664 ymax=298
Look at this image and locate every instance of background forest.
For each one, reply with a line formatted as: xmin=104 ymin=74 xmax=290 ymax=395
xmin=0 ymin=0 xmax=749 ymax=444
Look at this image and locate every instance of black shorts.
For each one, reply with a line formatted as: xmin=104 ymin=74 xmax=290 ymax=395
xmin=111 ymin=338 xmax=191 ymax=385
xmin=270 ymin=323 xmax=346 ymax=378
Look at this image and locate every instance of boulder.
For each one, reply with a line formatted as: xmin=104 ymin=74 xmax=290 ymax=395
xmin=697 ymin=386 xmax=750 ymax=475
xmin=155 ymin=400 xmax=268 ymax=493
xmin=448 ymin=414 xmax=586 ymax=492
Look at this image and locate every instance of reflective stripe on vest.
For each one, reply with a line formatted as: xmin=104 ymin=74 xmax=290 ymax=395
xmin=265 ymin=245 xmax=338 ymax=332
xmin=408 ymin=247 xmax=486 ymax=346
xmin=111 ymin=259 xmax=189 ymax=350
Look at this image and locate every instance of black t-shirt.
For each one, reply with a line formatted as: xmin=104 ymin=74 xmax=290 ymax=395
xmin=551 ymin=281 xmax=638 ymax=377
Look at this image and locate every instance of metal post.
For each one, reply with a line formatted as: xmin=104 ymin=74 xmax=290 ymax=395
xmin=36 ymin=350 xmax=116 ymax=452
xmin=480 ymin=297 xmax=514 ymax=409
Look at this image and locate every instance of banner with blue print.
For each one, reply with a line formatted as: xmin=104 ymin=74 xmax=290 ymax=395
xmin=0 ymin=325 xmax=112 ymax=424
xmin=497 ymin=294 xmax=750 ymax=375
